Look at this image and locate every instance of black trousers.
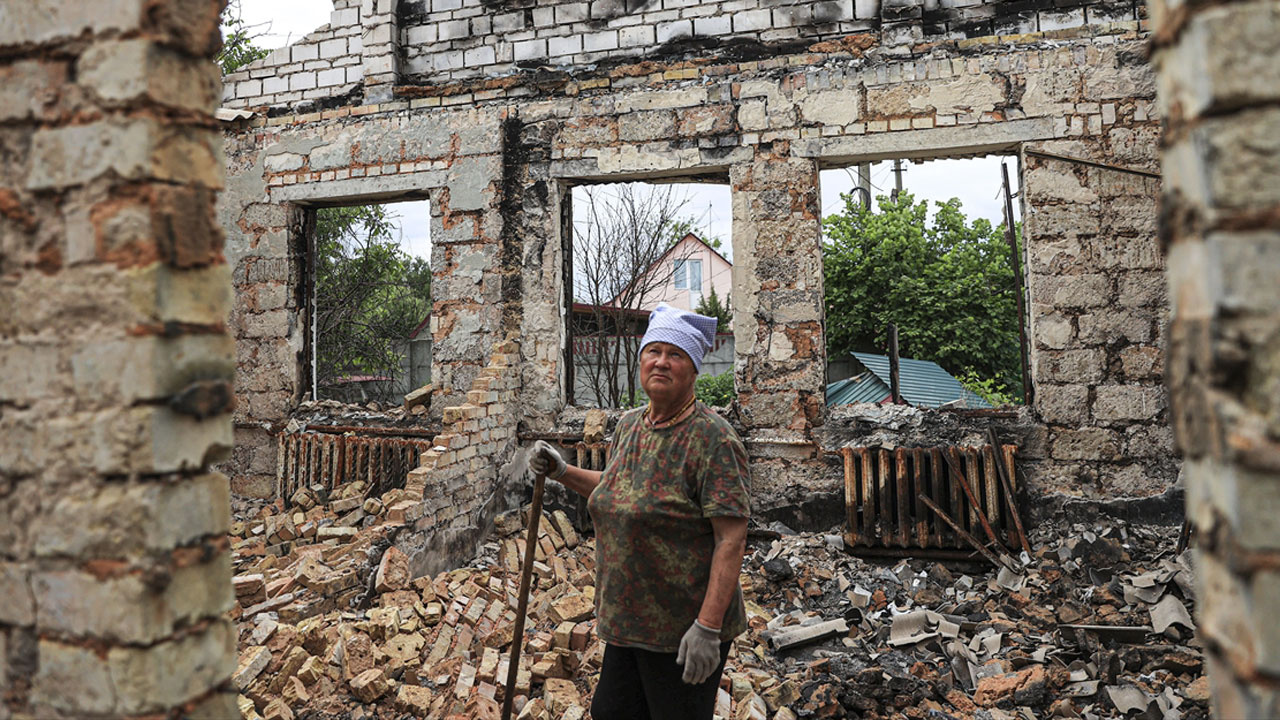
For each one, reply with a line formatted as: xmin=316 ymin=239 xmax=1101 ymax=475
xmin=590 ymin=641 xmax=733 ymax=720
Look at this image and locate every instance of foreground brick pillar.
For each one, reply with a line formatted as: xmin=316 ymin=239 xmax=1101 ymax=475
xmin=729 ymin=147 xmax=826 ymax=440
xmin=1149 ymin=1 xmax=1280 ymax=716
xmin=0 ymin=1 xmax=237 ymax=717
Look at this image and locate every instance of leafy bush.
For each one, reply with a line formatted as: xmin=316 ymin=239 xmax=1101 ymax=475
xmin=695 ymin=369 xmax=736 ymax=407
xmin=957 ymin=370 xmax=1018 ymax=408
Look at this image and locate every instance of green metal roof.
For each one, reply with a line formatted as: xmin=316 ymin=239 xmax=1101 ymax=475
xmin=825 ymin=352 xmax=991 ymax=409
xmin=825 ymin=372 xmax=892 ymax=406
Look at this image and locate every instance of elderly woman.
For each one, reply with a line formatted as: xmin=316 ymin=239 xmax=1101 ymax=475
xmin=530 ymin=304 xmax=751 ymax=720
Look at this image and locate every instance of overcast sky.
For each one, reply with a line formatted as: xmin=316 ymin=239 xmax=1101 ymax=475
xmin=234 ymin=2 xmax=1021 ymax=261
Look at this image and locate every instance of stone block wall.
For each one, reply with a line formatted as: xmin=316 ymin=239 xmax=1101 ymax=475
xmin=221 ymin=7 xmax=1173 ymax=513
xmin=1149 ymin=0 xmax=1280 ymax=715
xmin=1022 ymin=128 xmax=1174 ymax=499
xmin=0 ymin=0 xmax=237 ymax=716
xmin=221 ymin=105 xmax=507 ymax=496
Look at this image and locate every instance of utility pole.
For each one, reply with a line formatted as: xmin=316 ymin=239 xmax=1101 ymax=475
xmin=858 ymin=162 xmax=872 ymax=209
xmin=888 ymin=323 xmax=903 ymax=405
xmin=891 ymin=159 xmax=904 ymax=200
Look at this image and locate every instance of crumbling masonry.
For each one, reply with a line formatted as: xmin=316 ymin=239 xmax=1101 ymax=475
xmin=0 ymin=1 xmax=238 ymax=716
xmin=1 ymin=0 xmax=1277 ymax=716
xmin=220 ymin=0 xmax=1173 ymax=513
xmin=1150 ymin=0 xmax=1280 ymax=715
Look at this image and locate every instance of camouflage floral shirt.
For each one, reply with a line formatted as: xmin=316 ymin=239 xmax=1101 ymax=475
xmin=587 ymin=402 xmax=751 ymax=652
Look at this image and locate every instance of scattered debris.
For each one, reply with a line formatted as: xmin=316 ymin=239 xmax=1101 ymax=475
xmin=231 ymin=488 xmax=1207 ymax=719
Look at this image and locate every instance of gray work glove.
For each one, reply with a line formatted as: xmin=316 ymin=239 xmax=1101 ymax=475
xmin=528 ymin=440 xmax=567 ymax=480
xmin=675 ymin=620 xmax=721 ymax=685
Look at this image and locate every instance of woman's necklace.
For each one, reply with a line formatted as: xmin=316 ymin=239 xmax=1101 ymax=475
xmin=646 ymin=394 xmax=696 ymax=429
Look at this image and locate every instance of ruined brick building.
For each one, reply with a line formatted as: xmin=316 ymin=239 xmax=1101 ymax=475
xmin=0 ymin=0 xmax=1276 ymax=716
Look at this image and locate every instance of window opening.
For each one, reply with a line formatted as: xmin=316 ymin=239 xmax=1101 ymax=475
xmin=569 ymin=181 xmax=733 ymax=409
xmin=309 ymin=199 xmax=432 ymax=406
xmin=820 ymin=156 xmax=1026 ymax=409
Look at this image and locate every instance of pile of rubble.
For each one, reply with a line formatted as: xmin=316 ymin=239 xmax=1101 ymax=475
xmin=737 ymin=520 xmax=1205 ymax=719
xmin=230 ymin=483 xmax=1206 ymax=720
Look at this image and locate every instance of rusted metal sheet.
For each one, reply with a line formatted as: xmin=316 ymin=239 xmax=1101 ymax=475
xmin=841 ymin=443 xmax=1023 ymax=558
xmin=277 ymin=430 xmax=435 ymax=505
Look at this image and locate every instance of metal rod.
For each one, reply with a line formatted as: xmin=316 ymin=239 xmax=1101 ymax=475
xmin=919 ymin=494 xmax=1004 ymax=568
xmin=941 ymin=447 xmax=1007 ymax=555
xmin=1024 ymin=149 xmax=1161 ymax=179
xmin=987 ymin=429 xmax=1031 ymax=554
xmin=501 ymin=473 xmax=546 ymax=720
xmin=1001 ymin=163 xmax=1032 ymax=406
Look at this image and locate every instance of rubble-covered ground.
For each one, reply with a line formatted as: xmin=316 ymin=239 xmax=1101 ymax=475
xmin=229 ymin=484 xmax=1204 ymax=720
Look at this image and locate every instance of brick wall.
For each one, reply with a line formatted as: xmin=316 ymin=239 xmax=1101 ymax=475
xmin=224 ymin=0 xmax=1143 ymax=110
xmin=1149 ymin=0 xmax=1280 ymax=715
xmin=221 ymin=13 xmax=1171 ymax=512
xmin=397 ymin=0 xmax=1140 ymax=84
xmin=394 ymin=339 xmax=524 ymax=577
xmin=222 ymin=105 xmax=506 ymax=496
xmin=0 ymin=0 xmax=237 ymax=716
xmin=222 ymin=0 xmax=364 ymax=109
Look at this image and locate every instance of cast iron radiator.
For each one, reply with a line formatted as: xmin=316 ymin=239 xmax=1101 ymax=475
xmin=276 ymin=430 xmax=435 ymax=503
xmin=839 ymin=444 xmax=1022 ymax=557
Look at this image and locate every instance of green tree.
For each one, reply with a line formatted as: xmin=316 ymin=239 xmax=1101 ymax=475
xmin=822 ymin=191 xmax=1023 ymax=403
xmin=315 ymin=205 xmax=432 ymax=400
xmin=218 ymin=0 xmax=269 ymax=74
xmin=667 ymin=217 xmax=723 ymax=251
xmin=695 ymin=286 xmax=732 ymax=330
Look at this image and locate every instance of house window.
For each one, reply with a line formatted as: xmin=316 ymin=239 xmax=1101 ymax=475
xmin=674 ymin=258 xmax=702 ymax=292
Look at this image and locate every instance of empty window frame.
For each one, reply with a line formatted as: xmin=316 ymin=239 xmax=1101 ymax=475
xmin=819 ymin=156 xmax=1027 ymax=409
xmin=567 ymin=181 xmax=733 ymax=409
xmin=306 ymin=199 xmax=432 ymax=406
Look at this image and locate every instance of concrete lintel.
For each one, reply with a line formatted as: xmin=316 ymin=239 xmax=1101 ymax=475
xmin=549 ymin=159 xmax=732 ymax=183
xmin=269 ymin=171 xmax=444 ymax=205
xmin=798 ymin=118 xmax=1055 ymax=166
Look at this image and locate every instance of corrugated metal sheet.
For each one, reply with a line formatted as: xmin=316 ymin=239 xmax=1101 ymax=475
xmin=826 ymin=353 xmax=991 ymax=408
xmin=825 ymin=372 xmax=891 ymax=406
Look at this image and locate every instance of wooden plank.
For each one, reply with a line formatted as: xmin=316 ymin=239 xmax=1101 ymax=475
xmin=964 ymin=447 xmax=980 ymax=529
xmin=304 ymin=436 xmax=315 ymax=492
xmin=861 ymin=448 xmax=875 ymax=545
xmin=895 ymin=448 xmax=909 ymax=548
xmin=947 ymin=445 xmax=964 ymax=536
xmin=990 ymin=435 xmax=1030 ymax=554
xmin=276 ymin=434 xmax=288 ymax=501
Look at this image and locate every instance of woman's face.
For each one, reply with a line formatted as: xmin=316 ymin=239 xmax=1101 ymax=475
xmin=639 ymin=341 xmax=697 ymax=401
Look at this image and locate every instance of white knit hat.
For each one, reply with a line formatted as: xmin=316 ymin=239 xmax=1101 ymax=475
xmin=639 ymin=303 xmax=718 ymax=372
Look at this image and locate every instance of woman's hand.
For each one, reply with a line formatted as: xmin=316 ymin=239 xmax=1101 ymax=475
xmin=529 ymin=440 xmax=567 ymax=479
xmin=676 ymin=620 xmax=721 ymax=684
xmin=529 ymin=441 xmax=602 ymax=498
